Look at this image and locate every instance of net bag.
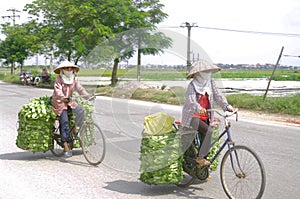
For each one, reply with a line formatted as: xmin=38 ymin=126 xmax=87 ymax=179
xmin=139 ymin=112 xmax=183 ymax=184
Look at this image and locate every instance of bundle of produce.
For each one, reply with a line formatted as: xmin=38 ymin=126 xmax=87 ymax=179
xmin=73 ymin=94 xmax=95 ymax=123
xmin=139 ymin=112 xmax=183 ymax=184
xmin=207 ymin=122 xmax=222 ymax=171
xmin=16 ymin=96 xmax=57 ymax=153
xmin=72 ymin=94 xmax=95 ymax=147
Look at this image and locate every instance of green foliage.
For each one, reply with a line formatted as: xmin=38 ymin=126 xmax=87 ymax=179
xmin=227 ymin=93 xmax=300 ymax=115
xmin=272 ymin=70 xmax=300 ymax=81
xmin=0 ymin=23 xmax=40 ymax=73
xmin=131 ymin=88 xmax=185 ymax=105
xmin=220 ymin=69 xmax=300 ymax=81
xmin=16 ymin=96 xmax=57 ymax=153
xmin=2 ymin=74 xmax=20 ymax=84
xmin=207 ymin=126 xmax=221 ymax=171
xmin=140 ymin=132 xmax=183 ymax=184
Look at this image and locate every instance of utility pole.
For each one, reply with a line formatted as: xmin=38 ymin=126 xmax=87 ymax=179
xmin=2 ymin=8 xmax=20 ymax=26
xmin=180 ymin=22 xmax=198 ymax=73
xmin=2 ymin=8 xmax=20 ymax=75
xmin=263 ymin=46 xmax=284 ymax=101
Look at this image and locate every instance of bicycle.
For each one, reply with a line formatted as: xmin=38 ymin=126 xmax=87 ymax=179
xmin=50 ymin=95 xmax=106 ymax=166
xmin=176 ymin=109 xmax=266 ymax=199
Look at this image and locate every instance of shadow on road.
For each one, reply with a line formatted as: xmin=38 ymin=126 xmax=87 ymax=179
xmin=104 ymin=180 xmax=213 ymax=199
xmin=0 ymin=150 xmax=95 ymax=167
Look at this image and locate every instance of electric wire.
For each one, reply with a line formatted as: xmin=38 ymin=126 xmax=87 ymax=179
xmin=159 ymin=25 xmax=300 ymax=38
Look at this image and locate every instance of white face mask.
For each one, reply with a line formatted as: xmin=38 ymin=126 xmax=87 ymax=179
xmin=192 ymin=72 xmax=212 ymax=95
xmin=200 ymin=72 xmax=211 ymax=80
xmin=60 ymin=69 xmax=75 ymax=84
xmin=63 ymin=69 xmax=74 ymax=78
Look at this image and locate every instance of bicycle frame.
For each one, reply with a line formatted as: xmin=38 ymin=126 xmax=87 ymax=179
xmin=196 ymin=109 xmax=244 ymax=176
xmin=179 ymin=109 xmax=266 ymax=197
xmin=53 ymin=95 xmax=95 ymax=147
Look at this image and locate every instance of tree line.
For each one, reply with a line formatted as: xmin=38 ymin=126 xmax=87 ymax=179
xmin=0 ymin=0 xmax=172 ymax=85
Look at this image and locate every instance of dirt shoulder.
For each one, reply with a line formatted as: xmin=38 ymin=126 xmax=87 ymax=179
xmin=237 ymin=109 xmax=300 ymax=127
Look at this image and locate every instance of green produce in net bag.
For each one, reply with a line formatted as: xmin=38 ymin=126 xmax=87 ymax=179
xmin=206 ymin=125 xmax=221 ymax=171
xmin=139 ymin=112 xmax=183 ymax=184
xmin=16 ymin=96 xmax=57 ymax=153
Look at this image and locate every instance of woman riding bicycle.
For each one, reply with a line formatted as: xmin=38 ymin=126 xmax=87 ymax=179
xmin=52 ymin=60 xmax=89 ymax=158
xmin=181 ymin=59 xmax=234 ymax=167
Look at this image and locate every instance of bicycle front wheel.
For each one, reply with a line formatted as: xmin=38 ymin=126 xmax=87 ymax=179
xmin=220 ymin=145 xmax=266 ymax=199
xmin=80 ymin=122 xmax=106 ymax=166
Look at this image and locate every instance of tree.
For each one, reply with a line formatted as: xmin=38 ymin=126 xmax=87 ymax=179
xmin=107 ymin=0 xmax=171 ymax=84
xmin=132 ymin=0 xmax=171 ymax=81
xmin=24 ymin=0 xmax=115 ymax=64
xmin=0 ymin=23 xmax=40 ymax=74
xmin=23 ymin=0 xmax=171 ymax=85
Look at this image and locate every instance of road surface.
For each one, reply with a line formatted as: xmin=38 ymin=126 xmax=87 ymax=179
xmin=0 ymin=82 xmax=299 ymax=199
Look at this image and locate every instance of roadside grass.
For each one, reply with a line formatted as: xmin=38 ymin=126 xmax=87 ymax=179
xmin=1 ymin=69 xmax=299 ymax=115
xmin=226 ymin=93 xmax=300 ymax=115
xmin=95 ymin=85 xmax=300 ymax=116
xmin=95 ymin=85 xmax=186 ymax=105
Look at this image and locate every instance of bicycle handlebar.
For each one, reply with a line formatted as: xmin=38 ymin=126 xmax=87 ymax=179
xmin=207 ymin=108 xmax=239 ymax=121
xmin=67 ymin=95 xmax=96 ymax=102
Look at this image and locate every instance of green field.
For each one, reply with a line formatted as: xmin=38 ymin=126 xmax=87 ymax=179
xmin=1 ymin=66 xmax=299 ymax=81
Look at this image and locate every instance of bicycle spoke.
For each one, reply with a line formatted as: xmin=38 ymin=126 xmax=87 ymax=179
xmin=50 ymin=126 xmax=64 ymax=157
xmin=80 ymin=123 xmax=105 ymax=165
xmin=220 ymin=145 xmax=266 ymax=199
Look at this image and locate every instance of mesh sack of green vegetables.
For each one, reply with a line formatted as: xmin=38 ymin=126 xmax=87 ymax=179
xmin=72 ymin=93 xmax=95 ymax=123
xmin=72 ymin=94 xmax=95 ymax=147
xmin=139 ymin=112 xmax=183 ymax=184
xmin=16 ymin=96 xmax=57 ymax=153
xmin=207 ymin=120 xmax=222 ymax=171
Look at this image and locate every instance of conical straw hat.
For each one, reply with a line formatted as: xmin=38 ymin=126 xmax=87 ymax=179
xmin=187 ymin=59 xmax=221 ymax=78
xmin=54 ymin=60 xmax=80 ymax=74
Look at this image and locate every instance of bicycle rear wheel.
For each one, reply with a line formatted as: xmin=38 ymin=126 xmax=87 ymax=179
xmin=176 ymin=144 xmax=197 ymax=187
xmin=50 ymin=129 xmax=64 ymax=157
xmin=220 ymin=145 xmax=266 ymax=199
xmin=80 ymin=122 xmax=106 ymax=166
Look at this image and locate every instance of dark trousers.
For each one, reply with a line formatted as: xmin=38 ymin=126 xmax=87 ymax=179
xmin=190 ymin=117 xmax=213 ymax=158
xmin=59 ymin=106 xmax=85 ymax=142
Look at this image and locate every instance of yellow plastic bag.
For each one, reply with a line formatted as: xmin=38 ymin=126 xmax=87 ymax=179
xmin=143 ymin=112 xmax=175 ymax=136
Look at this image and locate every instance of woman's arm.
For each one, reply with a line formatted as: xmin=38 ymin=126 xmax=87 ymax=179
xmin=53 ymin=77 xmax=66 ymax=102
xmin=74 ymin=77 xmax=89 ymax=96
xmin=211 ymin=80 xmax=231 ymax=111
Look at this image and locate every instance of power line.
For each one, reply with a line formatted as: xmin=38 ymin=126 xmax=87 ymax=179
xmin=159 ymin=25 xmax=300 ymax=38
xmin=284 ymin=54 xmax=300 ymax=58
xmin=1 ymin=8 xmax=20 ymax=26
xmin=197 ymin=26 xmax=300 ymax=37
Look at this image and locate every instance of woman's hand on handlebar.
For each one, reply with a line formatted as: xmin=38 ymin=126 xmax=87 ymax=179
xmin=199 ymin=108 xmax=207 ymax=114
xmin=226 ymin=105 xmax=234 ymax=112
xmin=61 ymin=97 xmax=71 ymax=103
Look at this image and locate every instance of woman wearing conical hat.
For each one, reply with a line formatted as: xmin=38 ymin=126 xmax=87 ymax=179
xmin=52 ymin=60 xmax=89 ymax=158
xmin=182 ymin=59 xmax=234 ymax=167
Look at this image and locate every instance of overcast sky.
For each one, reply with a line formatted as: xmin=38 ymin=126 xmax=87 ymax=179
xmin=1 ymin=0 xmax=300 ymax=66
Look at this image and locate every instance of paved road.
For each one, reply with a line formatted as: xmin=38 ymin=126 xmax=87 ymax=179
xmin=0 ymin=82 xmax=299 ymax=199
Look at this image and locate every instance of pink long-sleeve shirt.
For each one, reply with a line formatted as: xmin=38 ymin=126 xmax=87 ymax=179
xmin=52 ymin=75 xmax=89 ymax=116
